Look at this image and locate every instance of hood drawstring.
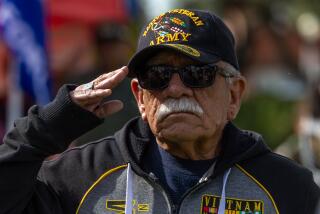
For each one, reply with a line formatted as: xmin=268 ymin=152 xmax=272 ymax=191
xmin=125 ymin=163 xmax=133 ymax=214
xmin=218 ymin=168 xmax=232 ymax=214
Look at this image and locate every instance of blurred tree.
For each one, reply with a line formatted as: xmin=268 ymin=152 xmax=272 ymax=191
xmin=234 ymin=93 xmax=297 ymax=149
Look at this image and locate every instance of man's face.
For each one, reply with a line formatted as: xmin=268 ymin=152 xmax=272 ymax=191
xmin=131 ymin=51 xmax=245 ymax=148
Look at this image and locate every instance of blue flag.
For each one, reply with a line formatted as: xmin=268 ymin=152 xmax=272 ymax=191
xmin=0 ymin=0 xmax=52 ymax=105
xmin=125 ymin=0 xmax=141 ymax=18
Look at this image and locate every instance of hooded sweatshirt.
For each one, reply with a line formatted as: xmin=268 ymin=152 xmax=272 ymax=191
xmin=0 ymin=85 xmax=319 ymax=214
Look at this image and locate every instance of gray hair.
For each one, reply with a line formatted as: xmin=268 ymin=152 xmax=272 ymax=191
xmin=215 ymin=61 xmax=241 ymax=84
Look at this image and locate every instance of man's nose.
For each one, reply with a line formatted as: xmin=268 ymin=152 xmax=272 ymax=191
xmin=163 ymin=73 xmax=193 ymax=98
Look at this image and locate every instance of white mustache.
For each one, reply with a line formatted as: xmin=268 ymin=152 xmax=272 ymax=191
xmin=156 ymin=97 xmax=204 ymax=122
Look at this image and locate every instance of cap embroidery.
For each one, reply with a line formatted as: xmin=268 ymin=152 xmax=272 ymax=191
xmin=164 ymin=44 xmax=200 ymax=57
xmin=170 ymin=17 xmax=187 ymax=27
xmin=149 ymin=33 xmax=191 ymax=46
xmin=152 ymin=16 xmax=186 ymax=36
xmin=143 ymin=9 xmax=204 ymax=37
xmin=168 ymin=9 xmax=204 ymax=26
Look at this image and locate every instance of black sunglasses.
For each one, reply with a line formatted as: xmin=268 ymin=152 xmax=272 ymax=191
xmin=137 ymin=63 xmax=234 ymax=90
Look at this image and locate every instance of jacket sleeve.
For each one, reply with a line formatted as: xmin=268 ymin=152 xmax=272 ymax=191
xmin=0 ymin=85 xmax=103 ymax=214
xmin=304 ymin=173 xmax=320 ymax=214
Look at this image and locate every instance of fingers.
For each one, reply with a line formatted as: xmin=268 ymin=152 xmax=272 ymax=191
xmin=70 ymin=66 xmax=129 ymax=117
xmin=94 ymin=100 xmax=124 ymax=118
xmin=71 ymin=89 xmax=112 ymax=111
xmin=94 ymin=66 xmax=128 ymax=90
xmin=72 ymin=89 xmax=112 ymax=101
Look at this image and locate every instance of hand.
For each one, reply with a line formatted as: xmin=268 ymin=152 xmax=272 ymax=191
xmin=70 ymin=66 xmax=129 ymax=118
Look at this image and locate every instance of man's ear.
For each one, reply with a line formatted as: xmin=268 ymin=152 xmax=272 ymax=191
xmin=131 ymin=79 xmax=147 ymax=121
xmin=227 ymin=76 xmax=247 ymax=120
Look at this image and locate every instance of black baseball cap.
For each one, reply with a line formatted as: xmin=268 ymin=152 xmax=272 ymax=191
xmin=127 ymin=9 xmax=239 ymax=77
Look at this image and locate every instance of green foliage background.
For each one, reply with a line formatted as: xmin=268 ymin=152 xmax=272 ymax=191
xmin=234 ymin=94 xmax=297 ymax=149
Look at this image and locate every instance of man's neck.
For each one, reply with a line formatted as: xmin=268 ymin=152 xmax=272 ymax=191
xmin=156 ymin=132 xmax=222 ymax=160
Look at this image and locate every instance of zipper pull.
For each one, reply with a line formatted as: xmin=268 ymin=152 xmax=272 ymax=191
xmin=198 ymin=176 xmax=208 ymax=183
xmin=171 ymin=204 xmax=177 ymax=214
xmin=148 ymin=172 xmax=158 ymax=181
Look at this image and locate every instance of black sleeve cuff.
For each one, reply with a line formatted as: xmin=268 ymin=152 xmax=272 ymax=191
xmin=38 ymin=85 xmax=103 ymax=149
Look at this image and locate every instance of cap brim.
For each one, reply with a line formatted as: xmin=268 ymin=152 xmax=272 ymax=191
xmin=127 ymin=44 xmax=221 ymax=77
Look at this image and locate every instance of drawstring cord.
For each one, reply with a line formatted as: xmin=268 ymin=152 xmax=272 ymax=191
xmin=125 ymin=163 xmax=133 ymax=214
xmin=218 ymin=168 xmax=232 ymax=214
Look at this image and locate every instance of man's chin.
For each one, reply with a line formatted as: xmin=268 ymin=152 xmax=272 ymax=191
xmin=156 ymin=123 xmax=202 ymax=141
xmin=157 ymin=131 xmax=193 ymax=143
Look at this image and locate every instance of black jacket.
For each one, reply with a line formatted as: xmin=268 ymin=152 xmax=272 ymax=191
xmin=0 ymin=85 xmax=319 ymax=214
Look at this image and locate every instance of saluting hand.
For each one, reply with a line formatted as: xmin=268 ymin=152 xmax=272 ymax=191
xmin=70 ymin=66 xmax=129 ymax=118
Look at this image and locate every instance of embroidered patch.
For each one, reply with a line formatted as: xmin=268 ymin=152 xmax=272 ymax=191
xmin=143 ymin=9 xmax=204 ymax=36
xmin=164 ymin=43 xmax=201 ymax=57
xmin=143 ymin=9 xmax=206 ymax=46
xmin=200 ymin=195 xmax=264 ymax=214
xmin=106 ymin=200 xmax=149 ymax=213
xmin=151 ymin=16 xmax=186 ymax=37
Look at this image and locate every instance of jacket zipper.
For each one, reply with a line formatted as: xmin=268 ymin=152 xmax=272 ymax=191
xmin=174 ymin=160 xmax=217 ymax=213
xmin=132 ymin=167 xmax=214 ymax=214
xmin=175 ymin=177 xmax=211 ymax=214
xmin=143 ymin=175 xmax=211 ymax=214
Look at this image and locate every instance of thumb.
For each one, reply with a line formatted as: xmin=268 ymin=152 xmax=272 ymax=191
xmin=94 ymin=100 xmax=124 ymax=118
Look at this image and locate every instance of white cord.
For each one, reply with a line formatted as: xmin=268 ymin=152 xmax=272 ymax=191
xmin=218 ymin=168 xmax=232 ymax=214
xmin=125 ymin=163 xmax=133 ymax=214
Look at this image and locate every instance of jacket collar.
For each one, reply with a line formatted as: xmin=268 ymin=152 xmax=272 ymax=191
xmin=115 ymin=117 xmax=270 ymax=177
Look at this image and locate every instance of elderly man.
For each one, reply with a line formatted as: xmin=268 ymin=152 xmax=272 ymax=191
xmin=0 ymin=9 xmax=319 ymax=214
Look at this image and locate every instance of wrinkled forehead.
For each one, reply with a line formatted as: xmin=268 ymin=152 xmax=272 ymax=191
xmin=146 ymin=50 xmax=201 ymax=66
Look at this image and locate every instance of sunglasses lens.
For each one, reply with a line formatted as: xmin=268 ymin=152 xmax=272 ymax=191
xmin=138 ymin=64 xmax=216 ymax=90
xmin=182 ymin=65 xmax=215 ymax=88
xmin=138 ymin=66 xmax=171 ymax=90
